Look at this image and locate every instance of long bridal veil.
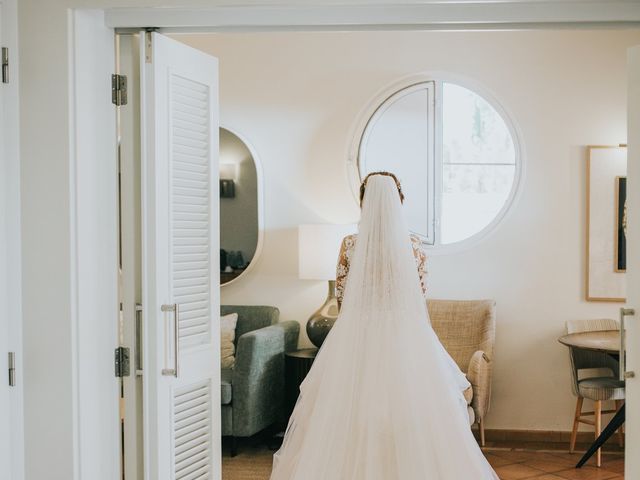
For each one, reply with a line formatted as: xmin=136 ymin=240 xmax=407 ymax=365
xmin=271 ymin=175 xmax=498 ymax=479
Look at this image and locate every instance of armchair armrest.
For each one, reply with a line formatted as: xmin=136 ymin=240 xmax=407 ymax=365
xmin=232 ymin=321 xmax=300 ymax=436
xmin=467 ymin=350 xmax=492 ymax=422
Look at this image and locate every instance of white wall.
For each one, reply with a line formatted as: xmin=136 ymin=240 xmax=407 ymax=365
xmin=174 ymin=29 xmax=640 ymax=432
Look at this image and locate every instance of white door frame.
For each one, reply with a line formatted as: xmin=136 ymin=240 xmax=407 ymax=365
xmin=68 ymin=4 xmax=640 ymax=479
xmin=1 ymin=0 xmax=23 ymax=479
xmin=625 ymin=44 xmax=640 ymax=479
xmin=68 ymin=9 xmax=120 ymax=480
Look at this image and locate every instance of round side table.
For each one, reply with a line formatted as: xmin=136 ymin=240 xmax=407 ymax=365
xmin=284 ymin=348 xmax=318 ymax=421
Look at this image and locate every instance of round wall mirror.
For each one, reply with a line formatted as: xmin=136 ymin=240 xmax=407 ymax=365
xmin=219 ymin=127 xmax=263 ymax=286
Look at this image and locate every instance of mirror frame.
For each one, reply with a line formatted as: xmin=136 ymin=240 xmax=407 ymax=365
xmin=219 ymin=125 xmax=265 ymax=288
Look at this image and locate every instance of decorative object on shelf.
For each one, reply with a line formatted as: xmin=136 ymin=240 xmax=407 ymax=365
xmin=226 ymin=250 xmax=246 ymax=269
xmin=299 ymin=223 xmax=356 ymax=348
xmin=220 ymin=249 xmax=228 ymax=271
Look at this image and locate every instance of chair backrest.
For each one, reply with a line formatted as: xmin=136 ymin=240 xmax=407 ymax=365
xmin=427 ymin=299 xmax=496 ymax=372
xmin=221 ymin=305 xmax=280 ymax=346
xmin=565 ymin=318 xmax=620 ymax=396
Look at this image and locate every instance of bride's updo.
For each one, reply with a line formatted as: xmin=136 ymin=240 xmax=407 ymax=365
xmin=359 ymin=171 xmax=405 ymax=206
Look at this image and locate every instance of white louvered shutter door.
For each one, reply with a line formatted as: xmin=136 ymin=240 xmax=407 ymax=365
xmin=141 ymin=32 xmax=220 ymax=480
xmin=625 ymin=44 xmax=640 ymax=480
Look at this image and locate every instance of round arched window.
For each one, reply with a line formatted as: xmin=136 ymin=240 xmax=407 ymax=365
xmin=356 ymin=79 xmax=520 ymax=247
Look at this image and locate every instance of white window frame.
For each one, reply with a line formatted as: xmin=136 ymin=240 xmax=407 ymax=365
xmin=348 ymin=73 xmax=524 ymax=254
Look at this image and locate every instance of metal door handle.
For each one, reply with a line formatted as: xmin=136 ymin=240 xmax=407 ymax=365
xmin=135 ymin=303 xmax=143 ymax=375
xmin=161 ymin=303 xmax=179 ymax=377
xmin=8 ymin=352 xmax=15 ymax=386
xmin=620 ymin=307 xmax=635 ymax=381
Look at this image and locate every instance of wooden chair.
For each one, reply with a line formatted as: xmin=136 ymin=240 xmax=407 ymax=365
xmin=566 ymin=319 xmax=625 ymax=467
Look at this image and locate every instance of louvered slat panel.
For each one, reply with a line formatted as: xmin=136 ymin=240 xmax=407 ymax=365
xmin=170 ymin=73 xmax=211 ymax=349
xmin=174 ymin=381 xmax=212 ymax=480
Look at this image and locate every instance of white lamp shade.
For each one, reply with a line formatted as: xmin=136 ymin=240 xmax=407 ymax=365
xmin=298 ymin=223 xmax=356 ymax=280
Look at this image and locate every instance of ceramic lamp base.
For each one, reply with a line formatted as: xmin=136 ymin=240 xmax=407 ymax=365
xmin=306 ymin=280 xmax=339 ymax=348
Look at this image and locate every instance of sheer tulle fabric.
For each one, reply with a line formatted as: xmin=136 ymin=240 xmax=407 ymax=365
xmin=271 ymin=176 xmax=498 ymax=479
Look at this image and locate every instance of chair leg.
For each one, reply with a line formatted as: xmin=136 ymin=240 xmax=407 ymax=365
xmin=479 ymin=418 xmax=486 ymax=447
xmin=594 ymin=400 xmax=602 ymax=467
xmin=230 ymin=436 xmax=238 ymax=457
xmin=570 ymin=397 xmax=583 ymax=454
xmin=615 ymin=400 xmax=624 ymax=447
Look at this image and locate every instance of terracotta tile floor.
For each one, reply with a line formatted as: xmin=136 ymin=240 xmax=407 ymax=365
xmin=485 ymin=449 xmax=624 ymax=479
xmin=221 ymin=439 xmax=625 ymax=479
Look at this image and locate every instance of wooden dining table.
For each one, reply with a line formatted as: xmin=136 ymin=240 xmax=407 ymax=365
xmin=557 ymin=330 xmax=624 ymax=468
xmin=558 ymin=330 xmax=621 ymax=355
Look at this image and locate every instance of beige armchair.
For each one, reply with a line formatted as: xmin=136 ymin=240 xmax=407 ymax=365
xmin=427 ymin=299 xmax=496 ymax=446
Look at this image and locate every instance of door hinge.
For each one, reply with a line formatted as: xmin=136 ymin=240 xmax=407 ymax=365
xmin=145 ymin=29 xmax=155 ymax=64
xmin=111 ymin=74 xmax=128 ymax=106
xmin=114 ymin=346 xmax=130 ymax=377
xmin=2 ymin=47 xmax=9 ymax=84
xmin=8 ymin=352 xmax=15 ymax=386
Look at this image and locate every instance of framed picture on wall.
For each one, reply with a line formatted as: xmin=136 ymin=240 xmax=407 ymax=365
xmin=586 ymin=145 xmax=627 ymax=302
xmin=615 ymin=176 xmax=627 ymax=272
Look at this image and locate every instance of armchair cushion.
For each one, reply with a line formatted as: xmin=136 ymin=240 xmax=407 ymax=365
xmin=578 ymin=377 xmax=625 ymax=401
xmin=221 ymin=368 xmax=233 ymax=405
xmin=220 ymin=313 xmax=238 ymax=369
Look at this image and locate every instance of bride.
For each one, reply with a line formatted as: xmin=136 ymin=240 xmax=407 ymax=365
xmin=270 ymin=172 xmax=498 ymax=479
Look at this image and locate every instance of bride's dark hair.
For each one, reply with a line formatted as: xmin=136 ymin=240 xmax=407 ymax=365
xmin=359 ymin=171 xmax=404 ymax=205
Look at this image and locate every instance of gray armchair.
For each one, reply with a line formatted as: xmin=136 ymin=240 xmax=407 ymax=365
xmin=220 ymin=305 xmax=300 ymax=456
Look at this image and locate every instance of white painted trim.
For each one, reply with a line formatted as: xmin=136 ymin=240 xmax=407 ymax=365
xmin=219 ymin=124 xmax=265 ymax=288
xmin=68 ymin=9 xmax=120 ymax=480
xmin=105 ymin=2 xmax=640 ymax=31
xmin=1 ymin=0 xmax=24 ymax=478
xmin=347 ymin=72 xmax=526 ymax=255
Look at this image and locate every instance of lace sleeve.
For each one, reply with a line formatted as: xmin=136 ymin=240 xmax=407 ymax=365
xmin=336 ymin=235 xmax=353 ymax=309
xmin=411 ymin=236 xmax=428 ymax=298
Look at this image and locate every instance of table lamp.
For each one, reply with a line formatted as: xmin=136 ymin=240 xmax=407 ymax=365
xmin=299 ymin=223 xmax=355 ymax=348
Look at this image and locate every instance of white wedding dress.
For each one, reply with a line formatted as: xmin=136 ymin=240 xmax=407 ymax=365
xmin=271 ymin=175 xmax=499 ymax=479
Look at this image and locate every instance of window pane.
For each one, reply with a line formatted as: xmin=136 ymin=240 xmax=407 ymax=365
xmin=443 ymin=83 xmax=515 ymax=166
xmin=441 ymin=164 xmax=515 ymax=244
xmin=441 ymin=82 xmax=517 ymax=244
xmin=361 ymin=85 xmax=433 ymax=239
